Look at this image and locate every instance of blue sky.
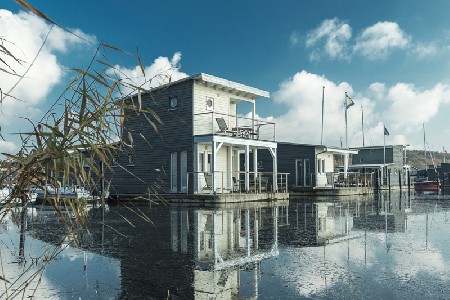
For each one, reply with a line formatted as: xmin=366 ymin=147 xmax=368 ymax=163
xmin=2 ymin=0 xmax=450 ymax=156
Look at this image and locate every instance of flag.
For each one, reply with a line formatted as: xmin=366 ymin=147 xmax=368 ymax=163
xmin=345 ymin=94 xmax=354 ymax=109
xmin=384 ymin=126 xmax=390 ymax=136
xmin=445 ymin=148 xmax=448 ymax=154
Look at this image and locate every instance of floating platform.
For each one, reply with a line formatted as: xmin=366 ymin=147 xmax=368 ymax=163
xmin=108 ymin=192 xmax=289 ymax=204
xmin=289 ymin=187 xmax=374 ymax=197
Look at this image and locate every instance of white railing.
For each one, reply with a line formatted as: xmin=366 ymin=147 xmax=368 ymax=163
xmin=193 ymin=112 xmax=276 ymax=142
xmin=186 ymin=171 xmax=286 ymax=194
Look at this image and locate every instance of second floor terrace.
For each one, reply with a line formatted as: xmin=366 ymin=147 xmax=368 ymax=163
xmin=194 ymin=111 xmax=276 ymax=142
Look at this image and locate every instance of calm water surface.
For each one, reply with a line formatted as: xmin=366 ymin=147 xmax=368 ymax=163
xmin=1 ymin=191 xmax=450 ymax=299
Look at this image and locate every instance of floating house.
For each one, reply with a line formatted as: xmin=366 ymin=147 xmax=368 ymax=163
xmin=256 ymin=142 xmax=363 ymax=195
xmin=351 ymin=145 xmax=408 ymax=188
xmin=106 ymin=73 xmax=288 ymax=202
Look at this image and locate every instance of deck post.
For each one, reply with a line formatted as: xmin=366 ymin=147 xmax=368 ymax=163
xmin=245 ymin=145 xmax=250 ymax=191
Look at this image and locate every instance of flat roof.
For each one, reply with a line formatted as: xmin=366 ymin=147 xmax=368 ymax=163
xmin=144 ymin=72 xmax=269 ymax=100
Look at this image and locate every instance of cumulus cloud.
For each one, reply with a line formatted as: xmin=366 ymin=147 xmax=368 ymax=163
xmin=107 ymin=52 xmax=189 ymax=96
xmin=270 ymin=70 xmax=450 ymax=149
xmin=0 ymin=140 xmax=18 ymax=154
xmin=353 ymin=21 xmax=410 ymax=60
xmin=272 ymin=70 xmax=365 ymax=147
xmin=306 ymin=18 xmax=352 ymax=61
xmin=0 ymin=9 xmax=95 ymax=154
xmin=383 ymin=82 xmax=450 ymax=128
xmin=412 ymin=42 xmax=438 ymax=59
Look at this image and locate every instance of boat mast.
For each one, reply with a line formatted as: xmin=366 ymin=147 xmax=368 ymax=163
xmin=423 ymin=123 xmax=426 ymax=169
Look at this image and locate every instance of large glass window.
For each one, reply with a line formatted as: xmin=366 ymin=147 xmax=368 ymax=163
xmin=170 ymin=152 xmax=177 ymax=192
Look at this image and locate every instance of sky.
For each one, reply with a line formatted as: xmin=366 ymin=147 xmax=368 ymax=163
xmin=2 ymin=0 xmax=450 ymax=155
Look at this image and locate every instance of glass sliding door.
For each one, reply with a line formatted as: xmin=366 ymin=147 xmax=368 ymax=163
xmin=180 ymin=151 xmax=187 ymax=193
xmin=170 ymin=152 xmax=177 ymax=192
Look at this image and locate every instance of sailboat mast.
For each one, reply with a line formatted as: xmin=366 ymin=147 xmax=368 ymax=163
xmin=321 ymin=86 xmax=325 ymax=145
xmin=423 ymin=123 xmax=426 ymax=168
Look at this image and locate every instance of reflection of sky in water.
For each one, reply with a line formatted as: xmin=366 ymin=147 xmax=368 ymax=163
xmin=256 ymin=198 xmax=450 ymax=299
xmin=0 ymin=212 xmax=121 ymax=299
xmin=1 ymin=193 xmax=449 ymax=299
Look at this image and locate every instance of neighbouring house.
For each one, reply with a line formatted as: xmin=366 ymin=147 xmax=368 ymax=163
xmin=105 ymin=73 xmax=281 ymax=198
xmin=351 ymin=145 xmax=408 ymax=187
xmin=256 ymin=142 xmax=358 ymax=191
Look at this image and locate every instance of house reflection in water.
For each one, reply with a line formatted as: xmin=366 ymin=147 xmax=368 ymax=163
xmin=170 ymin=202 xmax=286 ymax=299
xmin=279 ymin=201 xmax=360 ymax=247
xmin=353 ymin=192 xmax=409 ymax=233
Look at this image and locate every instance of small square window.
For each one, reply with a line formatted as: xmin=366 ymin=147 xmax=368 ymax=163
xmin=206 ymin=97 xmax=214 ymax=111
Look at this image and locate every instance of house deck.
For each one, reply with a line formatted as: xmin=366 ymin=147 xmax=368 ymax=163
xmin=108 ymin=192 xmax=289 ymax=204
xmin=289 ymin=186 xmax=374 ymax=197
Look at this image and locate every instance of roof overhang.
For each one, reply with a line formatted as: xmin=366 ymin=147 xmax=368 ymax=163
xmin=193 ymin=73 xmax=270 ymax=100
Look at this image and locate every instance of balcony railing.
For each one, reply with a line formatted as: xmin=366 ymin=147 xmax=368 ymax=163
xmin=320 ymin=171 xmax=375 ymax=188
xmin=193 ymin=112 xmax=276 ymax=142
xmin=186 ymin=171 xmax=288 ymax=194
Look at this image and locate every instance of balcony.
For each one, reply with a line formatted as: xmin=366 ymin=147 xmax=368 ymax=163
xmin=194 ymin=112 xmax=276 ymax=142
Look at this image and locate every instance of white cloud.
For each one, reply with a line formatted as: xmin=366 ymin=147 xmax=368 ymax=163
xmin=290 ymin=31 xmax=299 ymax=46
xmin=0 ymin=9 xmax=95 ymax=155
xmin=0 ymin=140 xmax=18 ymax=154
xmin=353 ymin=21 xmax=410 ymax=60
xmin=413 ymin=42 xmax=438 ymax=59
xmin=383 ymin=82 xmax=450 ymax=129
xmin=108 ymin=52 xmax=189 ymax=96
xmin=306 ymin=18 xmax=352 ymax=61
xmin=270 ymin=70 xmax=450 ymax=149
xmin=272 ymin=70 xmax=361 ymax=146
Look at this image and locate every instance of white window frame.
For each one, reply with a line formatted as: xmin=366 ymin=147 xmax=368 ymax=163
xmin=206 ymin=96 xmax=214 ymax=111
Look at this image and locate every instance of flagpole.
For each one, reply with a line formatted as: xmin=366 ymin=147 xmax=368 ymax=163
xmin=321 ymin=86 xmax=325 ymax=145
xmin=345 ymin=92 xmax=348 ymax=148
xmin=361 ymin=106 xmax=365 ymax=147
xmin=383 ymin=124 xmax=386 ymax=186
xmin=444 ymin=146 xmax=446 ymax=163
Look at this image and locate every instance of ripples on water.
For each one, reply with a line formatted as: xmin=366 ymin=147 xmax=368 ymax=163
xmin=0 ymin=191 xmax=449 ymax=299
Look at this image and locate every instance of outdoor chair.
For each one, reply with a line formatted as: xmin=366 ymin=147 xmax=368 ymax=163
xmin=215 ymin=118 xmax=237 ymax=136
xmin=232 ymin=176 xmax=240 ymax=192
xmin=202 ymin=172 xmax=213 ymax=193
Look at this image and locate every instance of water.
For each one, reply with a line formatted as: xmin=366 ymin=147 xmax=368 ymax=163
xmin=1 ymin=191 xmax=450 ymax=299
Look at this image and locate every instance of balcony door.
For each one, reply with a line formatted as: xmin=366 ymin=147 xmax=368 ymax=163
xmin=295 ymin=159 xmax=311 ymax=187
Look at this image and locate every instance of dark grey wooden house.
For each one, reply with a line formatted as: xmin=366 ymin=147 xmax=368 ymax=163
xmin=351 ymin=145 xmax=408 ymax=187
xmin=105 ymin=73 xmax=279 ymax=197
xmin=257 ymin=142 xmax=357 ymax=191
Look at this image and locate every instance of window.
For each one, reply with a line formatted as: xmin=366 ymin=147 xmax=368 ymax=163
xmin=180 ymin=151 xmax=187 ymax=193
xmin=169 ymin=97 xmax=178 ymax=110
xmin=127 ymin=154 xmax=135 ymax=165
xmin=112 ymin=156 xmax=119 ymax=167
xmin=171 ymin=152 xmax=178 ymax=192
xmin=206 ymin=97 xmax=214 ymax=111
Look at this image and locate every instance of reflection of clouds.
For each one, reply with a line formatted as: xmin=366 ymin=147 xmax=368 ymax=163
xmin=277 ymin=211 xmax=450 ymax=298
xmin=0 ymin=219 xmax=121 ymax=298
xmin=0 ymin=225 xmax=58 ymax=298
